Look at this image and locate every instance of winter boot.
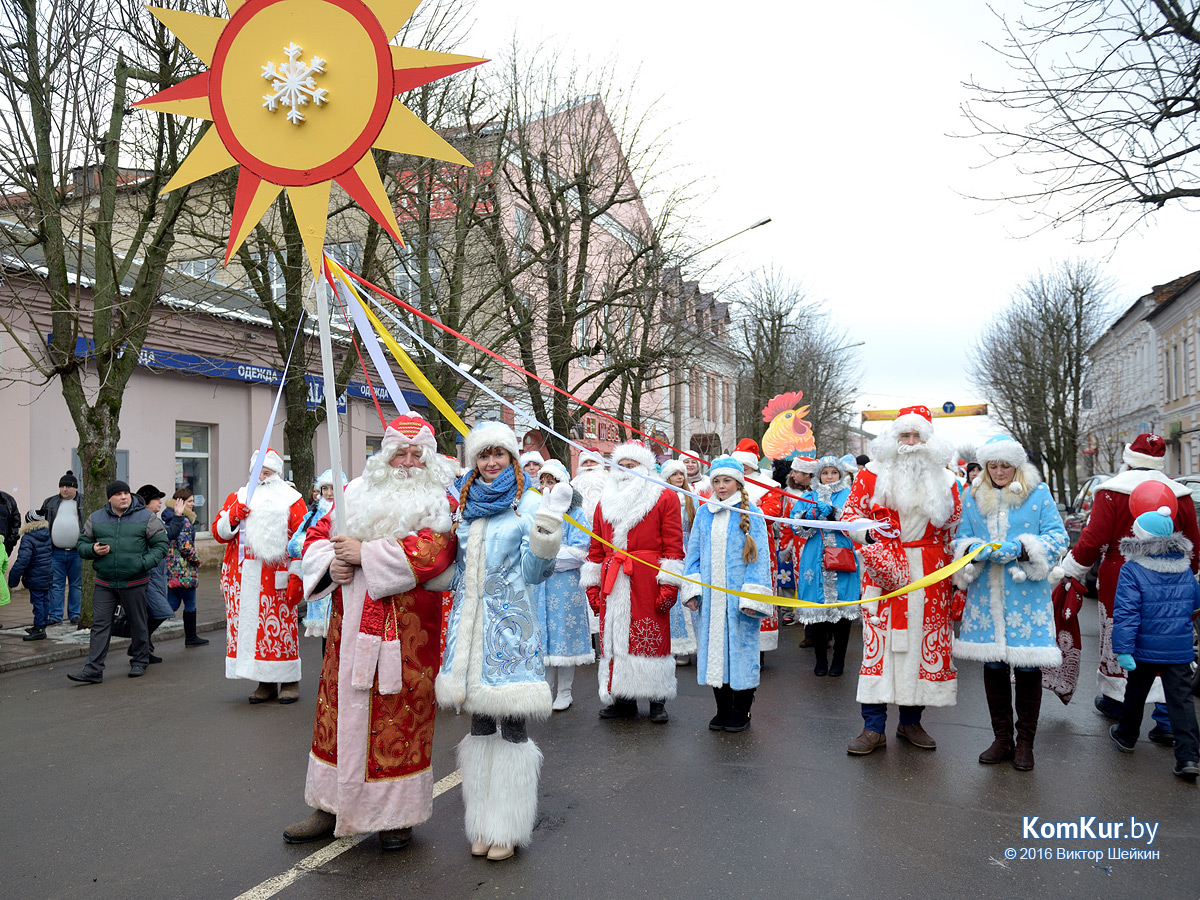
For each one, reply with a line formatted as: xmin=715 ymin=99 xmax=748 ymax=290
xmin=648 ymin=700 xmax=669 ymax=724
xmin=725 ymin=689 xmax=755 ymax=732
xmin=283 ymin=808 xmax=336 ymax=843
xmin=278 ymin=681 xmax=301 ymax=704
xmin=147 ymin=617 xmax=166 ymax=663
xmin=709 ymin=685 xmax=734 ymax=731
xmin=22 ymin=626 xmax=46 ymax=642
xmin=465 ymin=734 xmax=543 ymax=859
xmin=599 ymin=697 xmax=638 ymax=719
xmin=829 ymin=619 xmax=851 ymax=676
xmin=552 ymin=666 xmax=574 ymax=711
xmin=979 ymin=665 xmax=1015 ymax=765
xmin=1012 ymin=668 xmax=1042 ymax=771
xmin=248 ymin=682 xmax=278 ymax=704
xmin=183 ymin=610 xmax=209 ymax=646
xmin=813 ymin=622 xmax=829 ymax=676
xmin=459 ymin=732 xmax=496 ymax=857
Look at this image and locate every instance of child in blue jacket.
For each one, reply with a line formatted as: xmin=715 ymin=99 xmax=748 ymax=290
xmin=1109 ymin=507 xmax=1200 ymax=780
xmin=8 ymin=511 xmax=54 ymax=641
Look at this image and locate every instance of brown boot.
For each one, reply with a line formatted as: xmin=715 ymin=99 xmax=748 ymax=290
xmin=847 ymin=729 xmax=887 ymax=755
xmin=979 ymin=665 xmax=1015 ymax=764
xmin=1012 ymin=668 xmax=1042 ymax=771
xmin=248 ymin=682 xmax=278 ymax=704
xmin=278 ymin=681 xmax=300 ymax=704
xmin=283 ymin=808 xmax=336 ymax=843
xmin=895 ymin=722 xmax=937 ymax=750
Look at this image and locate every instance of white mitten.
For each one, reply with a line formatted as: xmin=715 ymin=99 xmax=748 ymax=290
xmin=539 ymin=482 xmax=573 ymax=521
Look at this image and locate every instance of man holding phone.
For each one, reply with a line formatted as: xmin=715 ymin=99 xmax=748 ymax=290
xmin=68 ymin=480 xmax=168 ymax=683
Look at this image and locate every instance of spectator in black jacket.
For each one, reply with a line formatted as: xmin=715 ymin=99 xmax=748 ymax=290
xmin=39 ymin=472 xmax=84 ymax=624
xmin=0 ymin=489 xmax=20 ymax=555
xmin=8 ymin=511 xmax=53 ymax=641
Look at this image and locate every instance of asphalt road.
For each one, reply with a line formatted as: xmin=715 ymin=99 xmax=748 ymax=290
xmin=1 ymin=604 xmax=1195 ymax=900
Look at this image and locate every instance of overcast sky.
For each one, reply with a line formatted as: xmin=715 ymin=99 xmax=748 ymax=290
xmin=466 ymin=0 xmax=1199 ymax=450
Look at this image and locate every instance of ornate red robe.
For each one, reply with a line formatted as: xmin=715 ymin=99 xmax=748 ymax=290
xmin=581 ymin=485 xmax=685 ymax=703
xmin=1059 ymin=469 xmax=1199 ymax=704
xmin=215 ymin=484 xmax=308 ymax=682
xmin=843 ymin=465 xmax=961 ymax=707
xmin=301 ymin=512 xmax=457 ymax=836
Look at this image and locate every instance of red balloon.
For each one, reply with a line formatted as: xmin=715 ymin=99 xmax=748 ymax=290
xmin=1128 ymin=481 xmax=1179 ymax=519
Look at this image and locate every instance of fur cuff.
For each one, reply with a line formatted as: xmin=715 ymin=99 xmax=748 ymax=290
xmin=421 ymin=567 xmax=454 ymax=592
xmin=681 ymin=580 xmax=702 ymax=602
xmin=1058 ymin=552 xmax=1090 ymax=581
xmin=1014 ymin=533 xmax=1052 ymax=581
xmin=951 ymin=538 xmax=985 ymax=590
xmin=301 ymin=539 xmax=337 ymax=602
xmin=529 ymin=515 xmax=563 ymax=560
xmin=360 ymin=539 xmax=417 ymax=600
xmin=215 ymin=512 xmax=237 ymax=542
xmin=656 ymin=557 xmax=686 ymax=588
xmin=579 ymin=560 xmax=601 ymax=590
xmin=738 ymin=584 xmax=774 ymax=619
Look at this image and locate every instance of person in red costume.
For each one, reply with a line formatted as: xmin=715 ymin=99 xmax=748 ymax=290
xmin=842 ymin=405 xmax=962 ymax=755
xmin=284 ymin=415 xmax=458 ymax=850
xmin=580 ymin=441 xmax=686 ymax=723
xmin=1058 ymin=432 xmax=1199 ymax=742
xmin=214 ymin=449 xmax=309 ymax=704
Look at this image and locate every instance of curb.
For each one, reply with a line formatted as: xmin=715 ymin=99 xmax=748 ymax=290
xmin=0 ymin=618 xmax=226 ymax=674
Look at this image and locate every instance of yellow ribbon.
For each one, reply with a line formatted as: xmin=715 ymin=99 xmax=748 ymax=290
xmin=343 ymin=281 xmax=993 ymax=611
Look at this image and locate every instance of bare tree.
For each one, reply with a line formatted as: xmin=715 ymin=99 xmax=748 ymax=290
xmin=0 ymin=0 xmax=209 ymax=624
xmin=731 ymin=268 xmax=862 ymax=452
xmin=963 ymin=1 xmax=1200 ymax=232
xmin=968 ymin=259 xmax=1115 ymax=502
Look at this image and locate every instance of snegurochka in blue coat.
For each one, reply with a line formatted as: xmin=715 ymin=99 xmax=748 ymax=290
xmin=952 ymin=435 xmax=1067 ymax=772
xmin=682 ymin=456 xmax=773 ymax=732
xmin=434 ymin=423 xmax=569 ymax=860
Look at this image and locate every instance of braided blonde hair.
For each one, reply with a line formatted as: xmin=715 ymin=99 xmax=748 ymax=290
xmin=738 ymin=485 xmax=758 ymax=565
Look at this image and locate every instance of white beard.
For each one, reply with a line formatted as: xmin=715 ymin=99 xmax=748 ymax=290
xmin=872 ymin=444 xmax=955 ymax=528
xmin=342 ymin=451 xmax=453 ymax=541
xmin=241 ymin=476 xmax=299 ymax=564
xmin=599 ymin=464 xmax=662 ymax=533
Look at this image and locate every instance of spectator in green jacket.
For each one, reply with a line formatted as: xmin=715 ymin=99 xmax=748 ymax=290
xmin=67 ymin=480 xmax=168 ymax=683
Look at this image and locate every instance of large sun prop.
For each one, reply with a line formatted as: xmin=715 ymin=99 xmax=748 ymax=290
xmin=135 ymin=0 xmax=485 ymax=277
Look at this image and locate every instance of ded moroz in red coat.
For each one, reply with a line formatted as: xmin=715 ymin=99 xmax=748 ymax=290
xmin=1059 ymin=467 xmax=1199 ymax=703
xmin=581 ymin=481 xmax=686 ymax=704
xmin=215 ymin=479 xmax=309 ymax=683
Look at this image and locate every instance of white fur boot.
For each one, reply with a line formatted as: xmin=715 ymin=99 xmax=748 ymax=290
xmin=478 ymin=737 xmax=543 ymax=849
xmin=457 ymin=732 xmax=496 ymax=850
xmin=544 ymin=665 xmax=558 ymax=694
xmin=552 ymin=666 xmax=574 ymax=711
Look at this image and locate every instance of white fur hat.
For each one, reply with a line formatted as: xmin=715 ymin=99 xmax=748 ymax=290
xmin=464 ymin=422 xmax=520 ymax=466
xmin=250 ymin=448 xmax=285 ymax=475
xmin=1123 ymin=433 xmax=1167 ymax=471
xmin=976 ymin=435 xmax=1027 ymax=468
xmin=520 ymin=450 xmax=546 ymax=467
xmin=611 ymin=440 xmax=656 ymax=471
xmin=791 ymin=455 xmax=820 ymax=474
xmin=539 ymin=459 xmax=571 ymax=484
xmin=708 ymin=455 xmax=746 ymax=485
xmin=660 ymin=459 xmax=688 ymax=483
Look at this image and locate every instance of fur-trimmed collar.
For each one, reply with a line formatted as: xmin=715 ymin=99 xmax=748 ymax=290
xmin=18 ymin=519 xmax=48 ymax=536
xmin=1098 ymin=469 xmax=1190 ymax=498
xmin=814 ymin=476 xmax=851 ymax=500
xmin=599 ymin=477 xmax=667 ymax=531
xmin=969 ymin=462 xmax=1041 ymax=516
xmin=1118 ymin=533 xmax=1194 ymax=572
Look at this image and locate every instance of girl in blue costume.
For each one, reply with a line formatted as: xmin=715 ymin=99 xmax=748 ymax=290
xmin=662 ymin=459 xmax=699 ymax=664
xmin=534 ymin=460 xmax=595 ymax=711
xmin=681 ymin=456 xmax=773 ymax=732
xmin=952 ymin=435 xmax=1067 ymax=772
xmin=794 ymin=456 xmax=861 ymax=676
xmin=435 ymin=423 xmax=571 ymax=861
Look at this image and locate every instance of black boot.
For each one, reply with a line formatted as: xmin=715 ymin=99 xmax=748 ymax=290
xmin=147 ymin=617 xmax=165 ymax=663
xmin=648 ymin=700 xmax=669 ymax=724
xmin=1012 ymin=668 xmax=1042 ymax=771
xmin=709 ymin=685 xmax=734 ymax=730
xmin=813 ymin=622 xmax=829 ymax=676
xmin=599 ymin=697 xmax=638 ymax=719
xmin=183 ymin=610 xmax=209 ymax=646
xmin=23 ymin=625 xmax=47 ymax=642
xmin=829 ymin=619 xmax=851 ymax=676
xmin=979 ymin=665 xmax=1014 ymax=764
xmin=725 ymin=689 xmax=755 ymax=732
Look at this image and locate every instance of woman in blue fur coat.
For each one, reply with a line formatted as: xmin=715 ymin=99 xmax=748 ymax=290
xmin=952 ymin=435 xmax=1067 ymax=772
xmin=682 ymin=456 xmax=774 ymax=732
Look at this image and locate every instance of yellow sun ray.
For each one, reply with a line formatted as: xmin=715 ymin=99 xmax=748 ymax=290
xmin=287 ymin=181 xmax=333 ymax=281
xmin=225 ymin=0 xmax=247 ymax=14
xmin=369 ymin=0 xmax=422 ymax=37
xmin=147 ymin=8 xmax=227 ymax=67
xmin=162 ymin=127 xmax=237 ymax=194
xmin=375 ymin=99 xmax=472 ymax=167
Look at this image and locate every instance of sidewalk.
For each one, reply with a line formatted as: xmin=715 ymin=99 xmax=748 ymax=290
xmin=0 ymin=569 xmax=228 ymax=673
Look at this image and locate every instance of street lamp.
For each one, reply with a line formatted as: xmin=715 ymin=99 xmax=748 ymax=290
xmin=682 ymin=216 xmax=772 ymax=263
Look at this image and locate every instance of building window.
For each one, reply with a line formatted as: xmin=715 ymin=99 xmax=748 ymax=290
xmin=690 ymin=368 xmax=702 ymax=418
xmin=722 ymin=379 xmax=732 ymax=422
xmin=177 ymin=257 xmax=218 ymax=281
xmin=707 ymin=374 xmax=717 ymax=420
xmin=175 ymin=423 xmax=211 ymax=533
xmin=365 ymin=435 xmax=383 ymax=462
xmin=513 ymin=206 xmax=531 ymax=261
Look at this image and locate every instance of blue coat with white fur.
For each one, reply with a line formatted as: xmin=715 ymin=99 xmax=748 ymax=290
xmin=952 ymin=465 xmax=1067 ymax=668
xmin=1113 ymin=533 xmax=1200 ymax=665
xmin=683 ymin=497 xmax=774 ymax=690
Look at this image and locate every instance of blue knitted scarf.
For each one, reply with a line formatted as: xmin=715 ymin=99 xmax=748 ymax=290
xmin=455 ymin=466 xmax=524 ymax=522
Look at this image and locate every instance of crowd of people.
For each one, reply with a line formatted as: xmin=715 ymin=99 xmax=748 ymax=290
xmin=6 ymin=407 xmax=1197 ymax=860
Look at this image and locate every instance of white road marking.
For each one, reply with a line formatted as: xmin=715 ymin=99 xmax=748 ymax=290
xmin=232 ymin=769 xmax=462 ymax=900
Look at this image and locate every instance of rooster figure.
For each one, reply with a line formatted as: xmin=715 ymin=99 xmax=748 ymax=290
xmin=761 ymin=390 xmax=816 ymax=459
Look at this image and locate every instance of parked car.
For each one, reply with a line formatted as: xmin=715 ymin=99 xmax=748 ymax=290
xmin=1173 ymin=474 xmax=1200 ymax=530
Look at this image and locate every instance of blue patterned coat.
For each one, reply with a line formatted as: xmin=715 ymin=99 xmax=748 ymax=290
xmin=435 ymin=491 xmax=560 ymax=720
xmin=669 ymin=495 xmax=699 ymax=654
xmin=682 ymin=497 xmax=774 ymax=690
xmin=794 ymin=482 xmax=861 ymax=624
xmin=535 ymin=505 xmax=595 ymax=666
xmin=953 ymin=466 xmax=1067 ymax=668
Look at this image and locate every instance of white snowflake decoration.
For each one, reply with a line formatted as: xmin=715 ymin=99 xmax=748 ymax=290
xmin=261 ymin=43 xmax=328 ymax=125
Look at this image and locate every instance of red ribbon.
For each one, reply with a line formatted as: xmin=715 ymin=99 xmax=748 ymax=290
xmin=600 ymin=549 xmax=660 ymax=598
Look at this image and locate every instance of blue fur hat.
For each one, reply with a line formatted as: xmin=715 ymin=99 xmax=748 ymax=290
xmin=708 ymin=455 xmax=745 ymax=485
xmin=976 ymin=435 xmax=1027 ymax=468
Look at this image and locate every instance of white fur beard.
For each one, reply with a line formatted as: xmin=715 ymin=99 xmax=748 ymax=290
xmin=873 ymin=451 xmax=954 ymax=526
xmin=343 ymin=455 xmax=452 ymax=540
xmin=244 ymin=477 xmax=295 ymax=563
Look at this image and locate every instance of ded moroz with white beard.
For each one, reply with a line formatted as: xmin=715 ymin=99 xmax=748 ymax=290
xmin=284 ymin=415 xmax=458 ymax=849
xmin=214 ymin=448 xmax=310 ymax=703
xmin=842 ymin=405 xmax=962 ymax=756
